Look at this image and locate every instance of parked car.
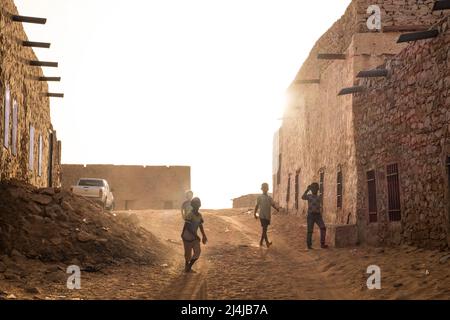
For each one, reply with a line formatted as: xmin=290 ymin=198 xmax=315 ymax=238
xmin=70 ymin=178 xmax=115 ymax=210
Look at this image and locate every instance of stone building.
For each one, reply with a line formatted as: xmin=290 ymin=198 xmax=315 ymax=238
xmin=353 ymin=15 xmax=450 ymax=248
xmin=61 ymin=164 xmax=191 ymax=210
xmin=232 ymin=194 xmax=272 ymax=209
xmin=0 ymin=0 xmax=62 ymax=188
xmin=274 ymin=0 xmax=449 ymax=248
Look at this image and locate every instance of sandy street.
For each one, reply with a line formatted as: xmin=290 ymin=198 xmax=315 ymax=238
xmin=146 ymin=209 xmax=450 ymax=300
xmin=3 ymin=208 xmax=449 ymax=300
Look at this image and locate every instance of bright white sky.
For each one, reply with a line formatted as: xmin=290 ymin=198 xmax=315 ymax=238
xmin=15 ymin=0 xmax=351 ymax=208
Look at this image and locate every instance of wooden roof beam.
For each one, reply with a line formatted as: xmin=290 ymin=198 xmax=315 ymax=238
xmin=338 ymin=86 xmax=365 ymax=96
xmin=29 ymin=60 xmax=58 ymax=68
xmin=317 ymin=53 xmax=347 ymax=60
xmin=22 ymin=41 xmax=51 ymax=48
xmin=45 ymin=93 xmax=64 ymax=98
xmin=356 ymin=69 xmax=388 ymax=78
xmin=433 ymin=0 xmax=450 ymax=11
xmin=295 ymin=79 xmax=321 ymax=84
xmin=12 ymin=15 xmax=47 ymax=24
xmin=397 ymin=30 xmax=439 ymax=43
xmin=37 ymin=77 xmax=61 ymax=82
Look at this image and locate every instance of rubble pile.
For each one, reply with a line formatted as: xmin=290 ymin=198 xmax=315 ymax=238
xmin=0 ymin=180 xmax=165 ymax=267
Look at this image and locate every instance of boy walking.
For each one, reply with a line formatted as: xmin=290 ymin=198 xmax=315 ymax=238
xmin=181 ymin=197 xmax=208 ymax=272
xmin=254 ymin=183 xmax=281 ymax=248
xmin=302 ymin=183 xmax=328 ymax=249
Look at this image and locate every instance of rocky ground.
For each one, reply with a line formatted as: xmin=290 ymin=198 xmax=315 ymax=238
xmin=0 ymin=181 xmax=169 ymax=300
xmin=0 ymin=183 xmax=449 ymax=300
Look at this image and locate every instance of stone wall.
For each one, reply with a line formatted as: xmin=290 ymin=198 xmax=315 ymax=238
xmin=0 ymin=0 xmax=61 ymax=188
xmin=353 ymin=15 xmax=450 ymax=248
xmin=61 ymin=164 xmax=191 ymax=210
xmin=290 ymin=0 xmax=443 ymax=86
xmin=275 ymin=0 xmax=446 ymax=246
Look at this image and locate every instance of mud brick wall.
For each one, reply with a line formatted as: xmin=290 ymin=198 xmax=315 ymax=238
xmin=61 ymin=165 xmax=191 ymax=210
xmin=0 ymin=0 xmax=61 ymax=188
xmin=353 ymin=16 xmax=450 ymax=248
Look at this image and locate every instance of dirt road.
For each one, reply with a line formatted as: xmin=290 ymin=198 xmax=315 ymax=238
xmin=150 ymin=209 xmax=351 ymax=300
xmin=2 ymin=209 xmax=449 ymax=300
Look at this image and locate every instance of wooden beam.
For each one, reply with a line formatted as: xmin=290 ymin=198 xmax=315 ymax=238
xmin=383 ymin=25 xmax=429 ymax=32
xmin=12 ymin=15 xmax=46 ymax=24
xmin=38 ymin=77 xmax=61 ymax=82
xmin=295 ymin=79 xmax=321 ymax=84
xmin=22 ymin=41 xmax=51 ymax=48
xmin=397 ymin=29 xmax=439 ymax=43
xmin=338 ymin=86 xmax=365 ymax=96
xmin=357 ymin=69 xmax=388 ymax=78
xmin=317 ymin=53 xmax=346 ymax=60
xmin=29 ymin=60 xmax=58 ymax=68
xmin=433 ymin=0 xmax=450 ymax=11
xmin=45 ymin=93 xmax=64 ymax=98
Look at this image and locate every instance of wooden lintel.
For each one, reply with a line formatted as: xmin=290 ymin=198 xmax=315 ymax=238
xmin=45 ymin=93 xmax=64 ymax=98
xmin=12 ymin=15 xmax=46 ymax=24
xmin=397 ymin=29 xmax=439 ymax=43
xmin=38 ymin=77 xmax=61 ymax=82
xmin=357 ymin=69 xmax=388 ymax=78
xmin=22 ymin=41 xmax=51 ymax=48
xmin=433 ymin=0 xmax=450 ymax=11
xmin=295 ymin=79 xmax=321 ymax=84
xmin=338 ymin=86 xmax=365 ymax=96
xmin=317 ymin=53 xmax=346 ymax=60
xmin=29 ymin=61 xmax=58 ymax=68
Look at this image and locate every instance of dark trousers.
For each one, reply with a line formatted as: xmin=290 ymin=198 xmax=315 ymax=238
xmin=307 ymin=213 xmax=326 ymax=247
xmin=260 ymin=219 xmax=270 ymax=244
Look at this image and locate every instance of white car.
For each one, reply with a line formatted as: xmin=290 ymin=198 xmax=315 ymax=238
xmin=70 ymin=178 xmax=115 ymax=210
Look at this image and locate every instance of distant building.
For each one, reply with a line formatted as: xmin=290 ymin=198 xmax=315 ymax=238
xmin=274 ymin=1 xmax=449 ymax=248
xmin=233 ymin=194 xmax=272 ymax=209
xmin=0 ymin=0 xmax=62 ymax=188
xmin=61 ymin=164 xmax=191 ymax=210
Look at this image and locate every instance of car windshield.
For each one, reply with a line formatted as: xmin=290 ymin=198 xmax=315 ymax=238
xmin=78 ymin=179 xmax=104 ymax=187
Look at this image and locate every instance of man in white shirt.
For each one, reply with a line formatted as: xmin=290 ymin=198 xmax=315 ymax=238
xmin=254 ymin=183 xmax=281 ymax=247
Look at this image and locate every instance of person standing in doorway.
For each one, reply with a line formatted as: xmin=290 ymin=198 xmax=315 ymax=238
xmin=181 ymin=190 xmax=194 ymax=220
xmin=254 ymin=183 xmax=281 ymax=248
xmin=302 ymin=183 xmax=328 ymax=249
xmin=181 ymin=197 xmax=208 ymax=272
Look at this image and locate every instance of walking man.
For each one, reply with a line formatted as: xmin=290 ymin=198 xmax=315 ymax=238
xmin=254 ymin=183 xmax=281 ymax=248
xmin=302 ymin=183 xmax=328 ymax=249
xmin=181 ymin=197 xmax=208 ymax=272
